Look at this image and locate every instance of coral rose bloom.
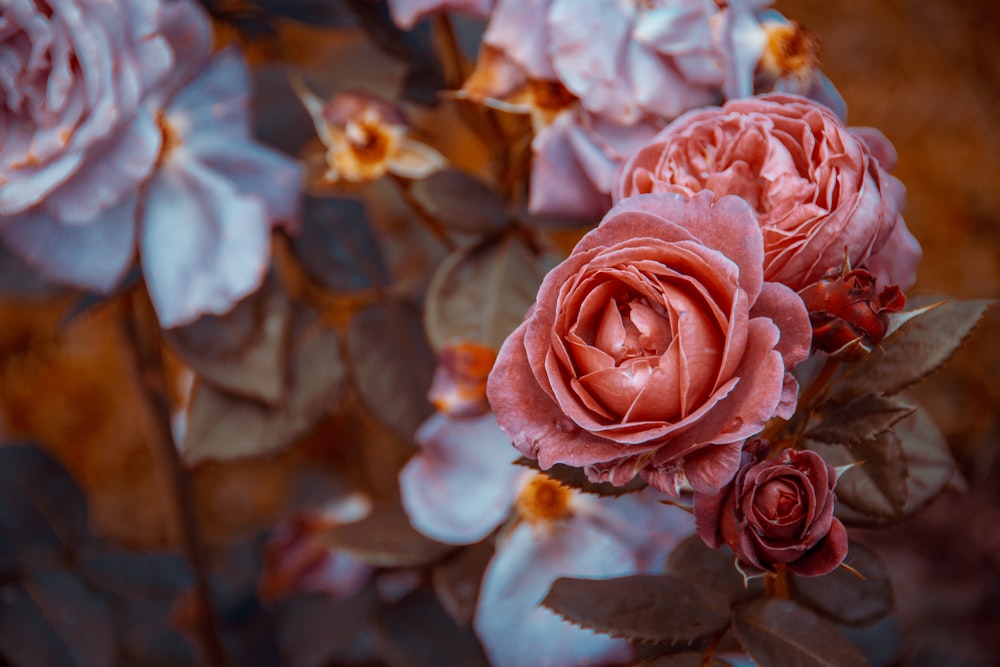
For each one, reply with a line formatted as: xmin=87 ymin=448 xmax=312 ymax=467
xmin=487 ymin=192 xmax=811 ymax=496
xmin=616 ymin=94 xmax=921 ymax=291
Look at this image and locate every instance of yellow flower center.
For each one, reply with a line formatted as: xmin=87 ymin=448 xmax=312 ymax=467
xmin=760 ymin=21 xmax=821 ymax=81
xmin=155 ymin=111 xmax=181 ymax=165
xmin=516 ymin=473 xmax=573 ymax=523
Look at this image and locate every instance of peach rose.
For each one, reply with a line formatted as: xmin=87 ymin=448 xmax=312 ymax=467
xmin=487 ymin=191 xmax=811 ymax=496
xmin=616 ymin=94 xmax=921 ymax=292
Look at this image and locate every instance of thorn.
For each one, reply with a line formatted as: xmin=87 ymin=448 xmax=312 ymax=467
xmin=834 ymin=460 xmax=863 ymax=480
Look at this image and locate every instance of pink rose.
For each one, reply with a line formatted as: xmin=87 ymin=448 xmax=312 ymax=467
xmin=487 ymin=191 xmax=811 ymax=496
xmin=694 ymin=440 xmax=848 ymax=577
xmin=616 ymin=94 xmax=921 ymax=291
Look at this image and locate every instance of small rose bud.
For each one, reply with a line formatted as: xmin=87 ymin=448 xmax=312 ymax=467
xmin=801 ymin=268 xmax=906 ymax=360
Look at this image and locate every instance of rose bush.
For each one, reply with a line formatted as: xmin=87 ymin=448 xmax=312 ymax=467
xmin=615 ymin=94 xmax=922 ymax=292
xmin=487 ymin=191 xmax=812 ymax=496
xmin=694 ymin=440 xmax=848 ymax=577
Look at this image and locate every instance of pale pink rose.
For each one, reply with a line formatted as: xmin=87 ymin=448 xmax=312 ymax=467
xmin=387 ymin=0 xmax=495 ymax=29
xmin=487 ymin=191 xmax=812 ymax=497
xmin=484 ymin=0 xmax=767 ymax=125
xmin=616 ymin=94 xmax=920 ymax=291
xmin=0 ymin=1 xmax=302 ymax=327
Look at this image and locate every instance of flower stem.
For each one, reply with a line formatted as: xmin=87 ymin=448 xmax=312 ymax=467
xmin=432 ymin=14 xmax=469 ymax=89
xmin=763 ymin=567 xmax=791 ymax=600
xmin=798 ymin=356 xmax=841 ymax=411
xmin=120 ymin=284 xmax=227 ymax=667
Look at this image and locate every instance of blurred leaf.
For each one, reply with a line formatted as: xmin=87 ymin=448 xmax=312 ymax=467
xmin=792 ymin=541 xmax=893 ymax=627
xmin=0 ymin=243 xmax=59 ymax=297
xmin=0 ymin=444 xmax=92 ymax=571
xmin=425 ymin=234 xmax=545 ymax=352
xmin=252 ymin=65 xmax=321 ymax=155
xmin=374 ymin=588 xmax=489 ymax=667
xmin=183 ymin=308 xmax=347 ymax=463
xmin=835 ymin=296 xmax=993 ymax=399
xmin=806 ymin=394 xmax=916 ymax=448
xmin=276 ymin=588 xmax=380 ymax=667
xmin=431 ymin=539 xmax=495 ymax=627
xmin=829 ymin=407 xmax=956 ymax=527
xmin=732 ymin=599 xmax=867 ymax=667
xmin=664 ymin=536 xmax=763 ymax=604
xmin=291 ymin=196 xmax=391 ymax=291
xmin=321 ymin=503 xmax=452 ymax=568
xmin=0 ymin=569 xmax=116 ymax=667
xmin=164 ymin=276 xmax=291 ymax=405
xmin=246 ymin=0 xmax=356 ymax=26
xmin=407 ymin=170 xmax=509 ymax=235
xmin=347 ymin=299 xmax=435 ymax=438
xmin=837 ymin=616 xmax=900 ymax=667
xmin=806 ymin=430 xmax=909 ymax=519
xmin=342 ymin=0 xmax=446 ymax=106
xmin=542 ymin=574 xmax=730 ymax=644
xmin=634 ymin=653 xmax=734 ymax=666
xmin=515 ymin=458 xmax=647 ymax=497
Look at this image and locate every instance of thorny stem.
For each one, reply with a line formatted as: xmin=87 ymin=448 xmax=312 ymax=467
xmin=120 ymin=284 xmax=227 ymax=667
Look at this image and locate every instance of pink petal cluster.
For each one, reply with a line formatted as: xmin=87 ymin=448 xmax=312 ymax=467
xmin=616 ymin=94 xmax=921 ymax=292
xmin=465 ymin=0 xmax=770 ymax=221
xmin=0 ymin=0 xmax=301 ymax=327
xmin=694 ymin=440 xmax=848 ymax=577
xmin=399 ymin=410 xmax=694 ymax=667
xmin=487 ymin=191 xmax=811 ymax=496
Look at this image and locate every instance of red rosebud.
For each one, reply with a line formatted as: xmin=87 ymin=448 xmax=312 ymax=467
xmin=801 ymin=268 xmax=906 ymax=360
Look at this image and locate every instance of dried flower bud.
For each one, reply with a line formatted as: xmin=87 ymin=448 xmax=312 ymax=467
xmin=801 ymin=267 xmax=906 ymax=360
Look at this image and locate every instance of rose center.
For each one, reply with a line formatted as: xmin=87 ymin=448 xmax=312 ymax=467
xmin=346 ymin=118 xmax=393 ymax=164
xmin=516 ymin=473 xmax=573 ymax=523
xmin=756 ymin=478 xmax=802 ymax=520
xmin=156 ymin=111 xmax=181 ymax=165
xmin=760 ymin=21 xmax=821 ymax=80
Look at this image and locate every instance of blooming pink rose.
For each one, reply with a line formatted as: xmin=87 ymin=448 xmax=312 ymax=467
xmin=616 ymin=94 xmax=921 ymax=292
xmin=484 ymin=0 xmax=762 ymax=125
xmin=694 ymin=440 xmax=848 ymax=577
xmin=487 ymin=191 xmax=812 ymax=496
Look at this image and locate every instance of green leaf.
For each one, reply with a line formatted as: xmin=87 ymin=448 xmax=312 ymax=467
xmin=424 ymin=233 xmax=546 ymax=352
xmin=835 ymin=296 xmax=994 ymax=398
xmin=183 ymin=308 xmax=347 ymax=463
xmin=806 ymin=394 xmax=915 ymax=448
xmin=514 ymin=458 xmax=647 ymax=497
xmin=732 ymin=599 xmax=868 ymax=667
xmin=830 ymin=407 xmax=956 ymax=527
xmin=407 ymin=169 xmax=509 ymax=235
xmin=163 ymin=275 xmax=291 ymax=406
xmin=321 ymin=503 xmax=453 ymax=568
xmin=664 ymin=536 xmax=762 ymax=604
xmin=347 ymin=298 xmax=436 ymax=439
xmin=792 ymin=541 xmax=893 ymax=627
xmin=542 ymin=575 xmax=730 ymax=644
